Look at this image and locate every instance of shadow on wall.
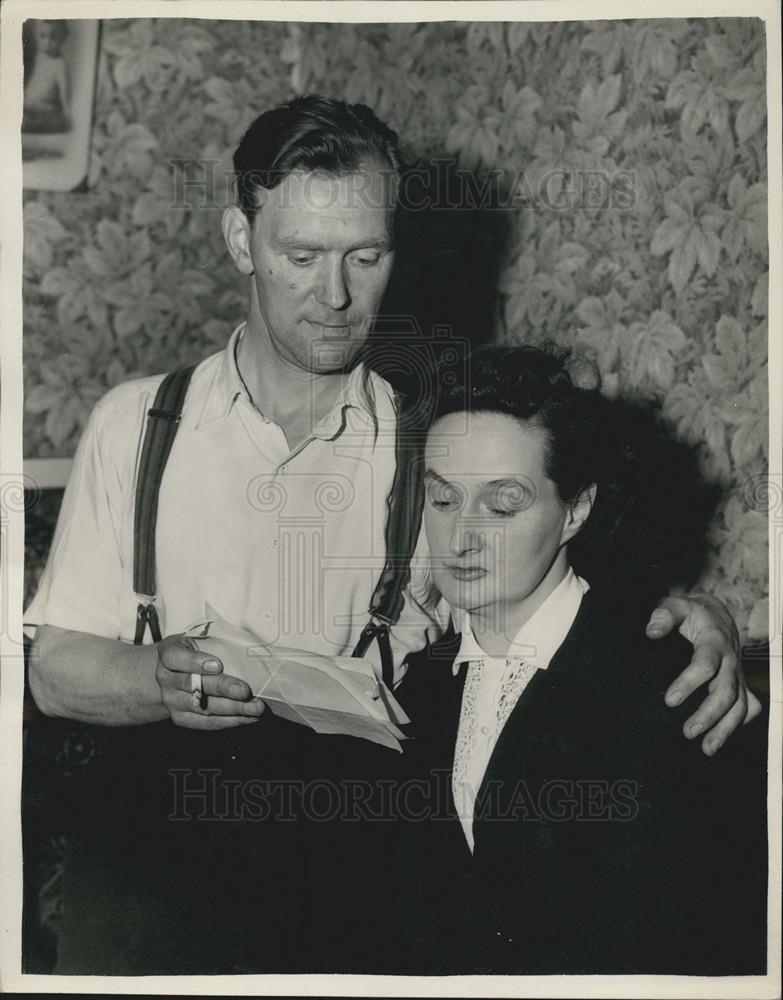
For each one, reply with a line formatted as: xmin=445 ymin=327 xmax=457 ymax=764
xmin=366 ymin=159 xmax=513 ymax=400
xmin=568 ymin=396 xmax=720 ymax=600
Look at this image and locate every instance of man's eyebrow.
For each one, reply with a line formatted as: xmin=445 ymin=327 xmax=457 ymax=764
xmin=274 ymin=237 xmax=326 ymax=251
xmin=350 ymin=237 xmax=393 ymax=250
xmin=274 ymin=236 xmax=393 ymax=251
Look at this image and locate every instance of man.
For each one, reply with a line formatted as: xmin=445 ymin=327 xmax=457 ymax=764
xmin=25 ymin=96 xmax=758 ymax=973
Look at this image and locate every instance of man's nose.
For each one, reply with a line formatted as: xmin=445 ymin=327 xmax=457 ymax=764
xmin=316 ymin=259 xmax=351 ymax=311
xmin=448 ymin=517 xmax=481 ymax=556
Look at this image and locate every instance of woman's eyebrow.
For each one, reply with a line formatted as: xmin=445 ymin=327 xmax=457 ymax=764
xmin=423 ymin=469 xmax=452 ymax=487
xmin=425 ymin=471 xmax=529 ymax=490
xmin=479 ymin=477 xmax=531 ymax=490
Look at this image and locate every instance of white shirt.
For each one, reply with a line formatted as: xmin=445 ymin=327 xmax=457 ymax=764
xmin=451 ymin=568 xmax=589 ymax=850
xmin=25 ymin=324 xmax=443 ymax=678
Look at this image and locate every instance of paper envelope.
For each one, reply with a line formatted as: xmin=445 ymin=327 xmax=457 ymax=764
xmin=186 ymin=605 xmax=409 ymax=751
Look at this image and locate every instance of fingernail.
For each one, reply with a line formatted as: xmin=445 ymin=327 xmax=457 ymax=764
xmin=230 ymin=682 xmax=247 ymax=698
xmin=204 ymin=659 xmax=220 ymax=673
xmin=706 ymin=737 xmax=722 ymax=755
xmin=668 ymin=689 xmax=683 ymax=706
xmin=687 ymin=722 xmax=703 ymax=738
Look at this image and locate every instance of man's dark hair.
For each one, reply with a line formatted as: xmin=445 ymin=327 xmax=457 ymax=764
xmin=435 ymin=345 xmax=712 ymax=596
xmin=233 ymin=94 xmax=405 ymax=221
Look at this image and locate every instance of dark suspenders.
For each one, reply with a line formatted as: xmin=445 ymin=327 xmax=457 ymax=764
xmin=132 ymin=366 xmax=428 ymax=688
xmin=351 ymin=398 xmax=428 ymax=685
xmin=133 ymin=366 xmax=196 ymax=646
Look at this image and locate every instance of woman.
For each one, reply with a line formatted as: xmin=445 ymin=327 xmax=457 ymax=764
xmin=394 ymin=345 xmax=767 ymax=975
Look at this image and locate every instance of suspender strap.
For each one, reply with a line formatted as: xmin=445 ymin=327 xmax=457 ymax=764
xmin=351 ymin=388 xmax=432 ymax=687
xmin=352 ymin=618 xmax=397 ymax=688
xmin=133 ymin=365 xmax=196 ymax=646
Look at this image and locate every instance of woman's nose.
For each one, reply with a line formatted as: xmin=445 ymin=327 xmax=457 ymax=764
xmin=448 ymin=518 xmax=481 ymax=556
xmin=315 ymin=259 xmax=351 ymax=311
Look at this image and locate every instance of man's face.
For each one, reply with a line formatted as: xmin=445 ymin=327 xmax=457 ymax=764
xmin=242 ymin=164 xmax=396 ymax=373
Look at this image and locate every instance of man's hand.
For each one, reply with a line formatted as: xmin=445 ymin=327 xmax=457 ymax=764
xmin=156 ymin=634 xmax=266 ymax=730
xmin=645 ymin=593 xmax=762 ymax=756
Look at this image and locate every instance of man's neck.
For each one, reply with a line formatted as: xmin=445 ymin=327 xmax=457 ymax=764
xmin=236 ymin=314 xmax=348 ymax=451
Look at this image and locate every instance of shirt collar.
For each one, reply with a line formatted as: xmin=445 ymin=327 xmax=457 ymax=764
xmin=452 ymin=568 xmax=589 ymax=676
xmin=311 ymin=360 xmax=377 ymax=440
xmin=194 ymin=322 xmax=249 ymax=431
xmin=194 ymin=322 xmax=378 ymax=434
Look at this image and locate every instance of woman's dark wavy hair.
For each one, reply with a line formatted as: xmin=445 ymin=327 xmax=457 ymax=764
xmin=233 ymin=94 xmax=405 ymax=222
xmin=434 ymin=345 xmax=712 ymax=598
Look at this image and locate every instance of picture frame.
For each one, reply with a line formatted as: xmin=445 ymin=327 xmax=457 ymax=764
xmin=22 ymin=18 xmax=99 ymax=191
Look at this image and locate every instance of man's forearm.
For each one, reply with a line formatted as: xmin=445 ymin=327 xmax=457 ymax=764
xmin=29 ymin=624 xmax=169 ymax=726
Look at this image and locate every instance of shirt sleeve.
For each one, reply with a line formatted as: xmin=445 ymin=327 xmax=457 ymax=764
xmin=24 ymin=384 xmax=149 ymax=641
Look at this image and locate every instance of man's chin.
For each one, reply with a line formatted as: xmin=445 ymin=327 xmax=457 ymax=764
xmin=308 ymin=340 xmax=364 ymax=372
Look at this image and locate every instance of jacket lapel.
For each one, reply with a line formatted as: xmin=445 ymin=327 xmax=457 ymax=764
xmin=471 ymin=591 xmax=605 ymax=836
xmin=404 ymin=631 xmax=467 ymax=768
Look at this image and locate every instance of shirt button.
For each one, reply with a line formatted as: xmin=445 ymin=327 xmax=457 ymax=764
xmin=272 ymin=539 xmax=279 ymax=547
xmin=264 ymin=613 xmax=273 ymax=621
xmin=481 ymin=725 xmax=489 ymax=735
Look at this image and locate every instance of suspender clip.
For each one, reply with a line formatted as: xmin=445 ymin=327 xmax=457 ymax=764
xmin=367 ymin=609 xmax=394 ymax=628
xmin=147 ymin=408 xmax=181 ymax=423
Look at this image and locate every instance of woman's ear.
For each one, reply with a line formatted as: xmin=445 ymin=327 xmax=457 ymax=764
xmin=221 ymin=206 xmax=255 ymax=275
xmin=560 ymin=484 xmax=597 ymax=546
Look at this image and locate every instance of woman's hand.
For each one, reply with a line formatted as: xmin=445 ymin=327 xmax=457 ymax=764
xmin=645 ymin=593 xmax=762 ymax=756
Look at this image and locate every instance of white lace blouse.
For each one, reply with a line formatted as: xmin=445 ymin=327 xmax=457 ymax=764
xmin=451 ymin=568 xmax=589 ymax=851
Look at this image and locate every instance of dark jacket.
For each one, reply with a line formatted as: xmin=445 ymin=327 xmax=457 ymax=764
xmin=396 ymin=586 xmax=768 ymax=975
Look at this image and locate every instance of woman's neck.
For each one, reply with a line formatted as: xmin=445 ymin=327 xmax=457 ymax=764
xmin=468 ymin=552 xmax=570 ymax=658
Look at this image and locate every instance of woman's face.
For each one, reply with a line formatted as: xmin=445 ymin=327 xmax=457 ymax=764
xmin=424 ymin=411 xmax=585 ymax=632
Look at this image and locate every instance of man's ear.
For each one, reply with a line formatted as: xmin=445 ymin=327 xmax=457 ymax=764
xmin=560 ymin=483 xmax=597 ymax=546
xmin=222 ymin=206 xmax=254 ymax=275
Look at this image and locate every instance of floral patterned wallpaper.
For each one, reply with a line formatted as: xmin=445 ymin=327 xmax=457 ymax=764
xmin=22 ymin=17 xmax=769 ymax=639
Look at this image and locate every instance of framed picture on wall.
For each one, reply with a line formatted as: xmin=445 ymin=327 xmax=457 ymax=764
xmin=22 ymin=18 xmax=99 ymax=191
